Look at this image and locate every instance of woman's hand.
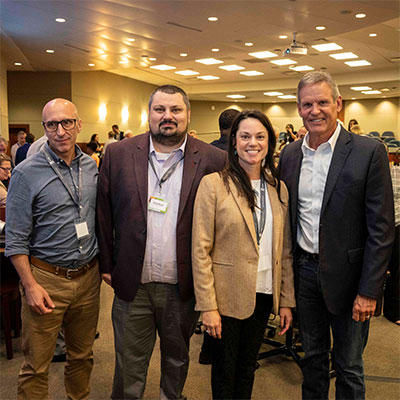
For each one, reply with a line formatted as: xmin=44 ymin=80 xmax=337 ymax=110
xmin=278 ymin=307 xmax=292 ymax=336
xmin=202 ymin=310 xmax=222 ymax=339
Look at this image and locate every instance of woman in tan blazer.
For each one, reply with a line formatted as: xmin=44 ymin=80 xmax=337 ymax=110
xmin=192 ymin=110 xmax=295 ymax=399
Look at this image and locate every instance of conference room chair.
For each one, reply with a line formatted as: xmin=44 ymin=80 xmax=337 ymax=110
xmin=382 ymin=131 xmax=395 ymax=138
xmin=369 ymin=131 xmax=380 ymax=137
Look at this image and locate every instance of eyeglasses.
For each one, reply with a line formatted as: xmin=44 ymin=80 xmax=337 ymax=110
xmin=0 ymin=166 xmax=12 ymax=173
xmin=42 ymin=119 xmax=77 ymax=132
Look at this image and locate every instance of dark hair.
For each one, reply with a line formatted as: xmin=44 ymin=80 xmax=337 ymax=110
xmin=148 ymin=84 xmax=190 ymax=110
xmin=90 ymin=133 xmax=98 ymax=142
xmin=286 ymin=123 xmax=294 ymax=131
xmin=112 ymin=124 xmax=119 ymax=130
xmin=219 ymin=109 xmax=240 ymax=131
xmin=86 ymin=141 xmax=98 ymax=153
xmin=26 ymin=133 xmax=35 ymax=144
xmin=348 ymin=119 xmax=358 ymax=130
xmin=222 ymin=109 xmax=282 ymax=209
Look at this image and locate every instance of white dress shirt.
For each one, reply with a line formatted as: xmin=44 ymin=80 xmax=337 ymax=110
xmin=252 ymin=179 xmax=273 ymax=294
xmin=141 ymin=136 xmax=187 ymax=284
xmin=297 ymin=123 xmax=341 ymax=254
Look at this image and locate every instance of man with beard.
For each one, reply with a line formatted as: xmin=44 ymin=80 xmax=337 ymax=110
xmin=97 ymin=85 xmax=226 ymax=399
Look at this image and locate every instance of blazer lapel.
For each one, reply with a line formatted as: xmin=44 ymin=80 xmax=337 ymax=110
xmin=228 ymin=179 xmax=258 ymax=252
xmin=321 ymin=127 xmax=352 ymax=215
xmin=178 ymin=135 xmax=200 ymax=223
xmin=267 ymin=182 xmax=281 ymax=264
xmin=133 ymin=134 xmax=150 ymax=222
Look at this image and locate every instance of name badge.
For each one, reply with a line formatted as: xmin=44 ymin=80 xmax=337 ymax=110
xmin=148 ymin=196 xmax=169 ymax=213
xmin=74 ymin=218 xmax=90 ymax=239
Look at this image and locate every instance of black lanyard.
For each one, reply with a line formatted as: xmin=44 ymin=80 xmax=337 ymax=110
xmin=252 ymin=176 xmax=266 ymax=246
xmin=148 ymin=152 xmax=185 ymax=192
xmin=43 ymin=148 xmax=82 ymax=217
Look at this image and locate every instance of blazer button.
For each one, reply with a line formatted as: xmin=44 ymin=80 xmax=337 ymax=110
xmin=138 ymin=257 xmax=143 ymax=263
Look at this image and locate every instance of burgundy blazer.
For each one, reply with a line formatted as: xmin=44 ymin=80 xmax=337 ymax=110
xmin=96 ymin=133 xmax=227 ymax=302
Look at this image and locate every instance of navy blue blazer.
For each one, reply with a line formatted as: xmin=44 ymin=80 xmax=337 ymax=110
xmin=279 ymin=127 xmax=395 ymax=314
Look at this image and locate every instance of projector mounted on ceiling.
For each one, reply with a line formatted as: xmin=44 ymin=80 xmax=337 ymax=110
xmin=283 ymin=32 xmax=308 ymax=56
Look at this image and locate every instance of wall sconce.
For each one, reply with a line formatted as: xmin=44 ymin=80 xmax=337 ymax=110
xmin=141 ymin=110 xmax=148 ymax=126
xmin=98 ymin=103 xmax=107 ymax=120
xmin=121 ymin=106 xmax=129 ymax=123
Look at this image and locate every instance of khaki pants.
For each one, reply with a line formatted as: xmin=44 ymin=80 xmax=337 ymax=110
xmin=18 ymin=262 xmax=101 ymax=400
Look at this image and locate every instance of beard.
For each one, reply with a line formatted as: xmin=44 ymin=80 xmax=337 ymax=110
xmin=150 ymin=120 xmax=188 ymax=146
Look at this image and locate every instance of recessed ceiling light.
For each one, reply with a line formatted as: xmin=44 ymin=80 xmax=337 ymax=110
xmin=208 ymin=17 xmax=218 ymax=22
xmin=329 ymin=52 xmax=358 ymax=60
xmin=289 ymin=65 xmax=314 ymax=71
xmin=278 ymin=95 xmax=297 ymax=99
xmin=240 ymin=70 xmax=264 ymax=76
xmin=316 ymin=26 xmax=326 ymax=30
xmin=351 ymin=97 xmax=356 ymax=100
xmin=14 ymin=62 xmax=22 ymax=66
xmin=264 ymin=91 xmax=283 ymax=96
xmin=219 ymin=64 xmax=245 ymax=71
xmin=245 ymin=42 xmax=254 ymax=46
xmin=55 ymin=18 xmax=66 ymax=23
xmin=175 ymin=70 xmax=199 ymax=76
xmin=150 ymin=64 xmax=176 ymax=70
xmin=362 ymin=90 xmax=381 ymax=94
xmin=369 ymin=33 xmax=377 ymax=37
xmin=270 ymin=59 xmax=297 ymax=66
xmin=126 ymin=38 xmax=135 ymax=42
xmin=195 ymin=58 xmax=223 ymax=65
xmin=279 ymin=35 xmax=288 ymax=39
xmin=46 ymin=49 xmax=55 ymax=53
xmin=311 ymin=43 xmax=343 ymax=52
xmin=227 ymin=95 xmax=246 ymax=99
xmin=196 ymin=75 xmax=220 ymax=80
xmin=180 ymin=53 xmax=188 ymax=57
xmin=88 ymin=63 xmax=95 ymax=67
xmin=345 ymin=60 xmax=371 ymax=67
xmin=149 ymin=57 xmax=157 ymax=61
xmin=211 ymin=48 xmax=220 ymax=52
xmin=249 ymin=50 xmax=278 ymax=58
xmin=351 ymin=86 xmax=372 ymax=91
xmin=355 ymin=13 xmax=366 ymax=18
xmin=380 ymin=88 xmax=390 ymax=92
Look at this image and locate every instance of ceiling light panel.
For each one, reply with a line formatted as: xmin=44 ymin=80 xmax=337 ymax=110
xmin=351 ymin=86 xmax=372 ymax=91
xmin=329 ymin=52 xmax=358 ymax=60
xmin=311 ymin=43 xmax=343 ymax=52
xmin=278 ymin=95 xmax=297 ymax=99
xmin=150 ymin=64 xmax=176 ymax=70
xmin=289 ymin=65 xmax=314 ymax=71
xmin=355 ymin=13 xmax=366 ymax=18
xmin=271 ymin=59 xmax=297 ymax=66
xmin=264 ymin=92 xmax=283 ymax=96
xmin=196 ymin=58 xmax=223 ymax=65
xmin=249 ymin=50 xmax=277 ymax=59
xmin=369 ymin=33 xmax=377 ymax=37
xmin=175 ymin=70 xmax=199 ymax=76
xmin=362 ymin=90 xmax=381 ymax=94
xmin=208 ymin=17 xmax=218 ymax=21
xmin=227 ymin=95 xmax=246 ymax=99
xmin=240 ymin=70 xmax=264 ymax=76
xmin=345 ymin=60 xmax=371 ymax=67
xmin=245 ymin=42 xmax=253 ymax=46
xmin=197 ymin=75 xmax=220 ymax=80
xmin=316 ymin=26 xmax=326 ymax=30
xmin=219 ymin=64 xmax=245 ymax=71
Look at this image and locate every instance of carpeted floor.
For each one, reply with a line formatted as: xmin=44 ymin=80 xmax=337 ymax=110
xmin=1 ymin=283 xmax=399 ymax=399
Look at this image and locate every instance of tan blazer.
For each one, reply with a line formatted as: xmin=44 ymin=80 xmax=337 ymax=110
xmin=192 ymin=172 xmax=295 ymax=319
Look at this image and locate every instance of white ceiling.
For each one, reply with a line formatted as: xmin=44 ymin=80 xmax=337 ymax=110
xmin=1 ymin=0 xmax=399 ymax=103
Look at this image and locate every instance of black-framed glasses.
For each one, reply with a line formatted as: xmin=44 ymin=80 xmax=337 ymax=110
xmin=42 ymin=119 xmax=77 ymax=132
xmin=0 ymin=166 xmax=12 ymax=173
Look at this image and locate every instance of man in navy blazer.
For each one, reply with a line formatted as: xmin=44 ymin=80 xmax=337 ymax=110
xmin=97 ymin=85 xmax=226 ymax=399
xmin=279 ymin=71 xmax=394 ymax=400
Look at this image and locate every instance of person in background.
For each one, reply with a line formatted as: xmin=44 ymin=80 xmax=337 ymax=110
xmin=27 ymin=134 xmax=47 ymax=157
xmin=11 ymin=131 xmax=26 ymax=164
xmin=102 ymin=130 xmax=117 ymax=157
xmin=97 ymin=84 xmax=226 ymax=399
xmin=210 ymin=108 xmax=240 ymax=151
xmin=350 ymin=124 xmax=364 ymax=135
xmin=348 ymin=118 xmax=358 ymax=132
xmin=0 ymin=137 xmax=8 ymax=154
xmin=296 ymin=126 xmax=307 ymax=140
xmin=123 ymin=129 xmax=134 ymax=139
xmin=86 ymin=141 xmax=100 ymax=168
xmin=5 ymin=98 xmax=100 ymax=400
xmin=279 ymin=71 xmax=394 ymax=400
xmin=285 ymin=123 xmax=297 ymax=143
xmin=0 ymin=154 xmax=12 ymax=206
xmin=192 ymin=110 xmax=295 ymax=399
xmin=15 ymin=133 xmax=35 ymax=165
xmin=112 ymin=124 xmax=124 ymax=141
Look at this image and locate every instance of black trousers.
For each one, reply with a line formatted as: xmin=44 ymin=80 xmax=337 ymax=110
xmin=211 ymin=293 xmax=273 ymax=400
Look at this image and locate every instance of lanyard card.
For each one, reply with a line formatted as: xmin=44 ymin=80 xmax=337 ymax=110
xmin=148 ymin=196 xmax=169 ymax=214
xmin=74 ymin=218 xmax=90 ymax=239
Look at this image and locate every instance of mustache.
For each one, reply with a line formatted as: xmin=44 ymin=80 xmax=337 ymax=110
xmin=159 ymin=120 xmax=177 ymax=128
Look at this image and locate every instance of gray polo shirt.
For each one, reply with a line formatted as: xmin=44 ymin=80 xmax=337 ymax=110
xmin=5 ymin=143 xmax=98 ymax=268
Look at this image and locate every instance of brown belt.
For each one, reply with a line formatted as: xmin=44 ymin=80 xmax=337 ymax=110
xmin=30 ymin=256 xmax=97 ymax=280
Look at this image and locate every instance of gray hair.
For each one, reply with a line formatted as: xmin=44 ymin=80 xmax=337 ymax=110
xmin=148 ymin=85 xmax=190 ymax=110
xmin=297 ymin=71 xmax=340 ymax=103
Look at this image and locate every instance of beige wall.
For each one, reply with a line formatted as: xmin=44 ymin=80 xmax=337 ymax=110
xmin=7 ymin=72 xmax=72 ymax=139
xmin=0 ymin=52 xmax=9 ymax=139
xmin=71 ymin=71 xmax=156 ymax=142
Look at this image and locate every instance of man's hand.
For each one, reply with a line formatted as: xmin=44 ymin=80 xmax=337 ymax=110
xmin=352 ymin=294 xmax=376 ymax=322
xmin=202 ymin=310 xmax=222 ymax=339
xmin=278 ymin=307 xmax=292 ymax=336
xmin=101 ymin=273 xmax=112 ymax=286
xmin=24 ymin=282 xmax=55 ymax=315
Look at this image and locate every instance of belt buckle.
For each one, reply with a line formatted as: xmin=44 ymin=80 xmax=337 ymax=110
xmin=65 ymin=269 xmax=74 ymax=280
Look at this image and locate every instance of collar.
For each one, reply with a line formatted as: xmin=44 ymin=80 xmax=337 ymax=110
xmin=302 ymin=122 xmax=341 ymax=154
xmin=44 ymin=142 xmax=83 ymax=164
xmin=149 ymin=134 xmax=187 ymax=159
